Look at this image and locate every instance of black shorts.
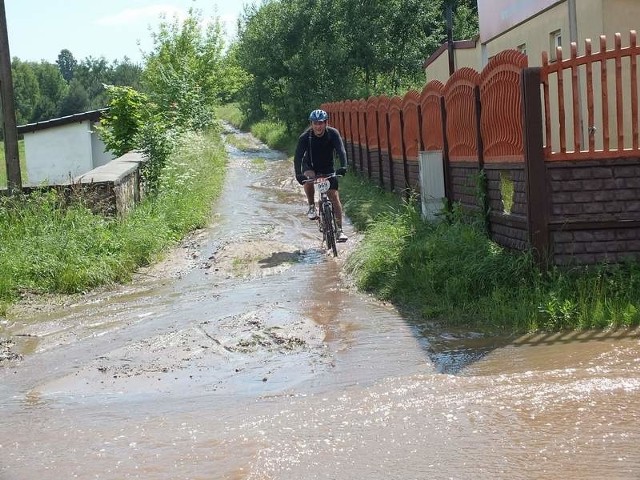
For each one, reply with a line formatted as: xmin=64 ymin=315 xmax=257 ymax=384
xmin=300 ymin=174 xmax=338 ymax=190
xmin=317 ymin=174 xmax=338 ymax=191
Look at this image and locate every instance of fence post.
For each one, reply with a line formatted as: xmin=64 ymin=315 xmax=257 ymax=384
xmin=385 ymin=109 xmax=395 ymax=192
xmin=440 ymin=95 xmax=452 ymax=209
xmin=399 ymin=109 xmax=410 ymax=196
xmin=474 ymin=85 xmax=490 ymax=233
xmin=363 ymin=107 xmax=371 ymax=179
xmin=521 ymin=67 xmax=550 ymax=267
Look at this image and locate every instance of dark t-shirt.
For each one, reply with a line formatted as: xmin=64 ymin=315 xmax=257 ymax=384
xmin=293 ymin=126 xmax=347 ymax=175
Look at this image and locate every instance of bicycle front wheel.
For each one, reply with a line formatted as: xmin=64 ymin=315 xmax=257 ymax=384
xmin=322 ymin=201 xmax=338 ymax=257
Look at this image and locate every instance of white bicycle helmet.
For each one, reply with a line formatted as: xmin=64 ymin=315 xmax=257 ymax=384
xmin=309 ymin=109 xmax=328 ymax=121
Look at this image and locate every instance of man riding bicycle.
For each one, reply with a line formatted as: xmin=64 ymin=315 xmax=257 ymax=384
xmin=294 ymin=109 xmax=349 ymax=242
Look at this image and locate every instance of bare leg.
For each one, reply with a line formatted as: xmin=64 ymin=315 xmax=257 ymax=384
xmin=328 ymin=190 xmax=343 ymax=229
xmin=304 ymin=182 xmax=315 ymax=206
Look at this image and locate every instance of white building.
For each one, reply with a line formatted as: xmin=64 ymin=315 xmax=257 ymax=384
xmin=17 ymin=109 xmax=114 ymax=186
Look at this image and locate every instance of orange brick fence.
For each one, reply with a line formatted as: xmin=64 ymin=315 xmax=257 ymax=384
xmin=323 ymin=31 xmax=640 ymax=266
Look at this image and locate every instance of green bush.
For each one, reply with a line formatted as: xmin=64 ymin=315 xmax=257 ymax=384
xmin=0 ymin=130 xmax=227 ymax=316
xmin=340 ymin=174 xmax=640 ymax=333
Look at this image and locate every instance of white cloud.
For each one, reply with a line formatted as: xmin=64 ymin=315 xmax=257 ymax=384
xmin=96 ymin=5 xmax=188 ymax=27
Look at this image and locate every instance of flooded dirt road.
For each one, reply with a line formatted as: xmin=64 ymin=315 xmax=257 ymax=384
xmin=1 ymin=126 xmax=639 ymax=479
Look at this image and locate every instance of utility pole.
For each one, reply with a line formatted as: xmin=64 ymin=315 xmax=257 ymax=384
xmin=445 ymin=1 xmax=455 ymax=76
xmin=0 ymin=0 xmax=22 ymax=192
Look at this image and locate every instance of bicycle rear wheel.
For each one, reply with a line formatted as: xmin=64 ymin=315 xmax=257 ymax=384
xmin=322 ymin=201 xmax=338 ymax=257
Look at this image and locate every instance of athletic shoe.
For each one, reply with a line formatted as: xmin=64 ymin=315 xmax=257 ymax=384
xmin=307 ymin=205 xmax=318 ymax=220
xmin=337 ymin=229 xmax=348 ymax=242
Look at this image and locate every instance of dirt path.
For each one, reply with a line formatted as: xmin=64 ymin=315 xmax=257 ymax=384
xmin=0 ymin=125 xmax=366 ymax=392
xmin=1 ymin=126 xmax=639 ymax=480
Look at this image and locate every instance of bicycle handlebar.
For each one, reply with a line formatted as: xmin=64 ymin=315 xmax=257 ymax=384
xmin=302 ymin=172 xmax=342 ymax=183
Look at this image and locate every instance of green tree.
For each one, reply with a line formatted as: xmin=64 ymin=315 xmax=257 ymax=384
xmin=73 ymin=56 xmax=112 ymax=109
xmin=58 ymin=79 xmax=90 ymax=116
xmin=453 ymin=0 xmax=479 ymax=40
xmin=141 ymin=7 xmax=226 ymax=130
xmin=232 ymin=0 xmax=472 ymax=130
xmin=56 ymin=49 xmax=77 ymax=82
xmin=31 ymin=61 xmax=68 ymax=121
xmin=218 ymin=43 xmax=252 ymax=104
xmin=98 ymin=84 xmax=176 ymax=194
xmin=97 ymin=85 xmax=148 ymax=157
xmin=111 ymin=57 xmax=143 ymax=90
xmin=235 ymin=0 xmax=316 ymax=129
xmin=11 ymin=59 xmax=40 ymax=124
xmin=382 ymin=0 xmax=445 ymax=92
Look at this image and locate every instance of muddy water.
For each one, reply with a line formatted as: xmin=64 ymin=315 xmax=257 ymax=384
xmin=1 ymin=126 xmax=639 ymax=479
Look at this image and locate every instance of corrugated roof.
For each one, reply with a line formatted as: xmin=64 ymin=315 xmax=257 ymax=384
xmin=17 ymin=108 xmax=108 ymax=134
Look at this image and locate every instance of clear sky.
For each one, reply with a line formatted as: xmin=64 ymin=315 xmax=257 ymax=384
xmin=4 ymin=0 xmax=253 ymax=64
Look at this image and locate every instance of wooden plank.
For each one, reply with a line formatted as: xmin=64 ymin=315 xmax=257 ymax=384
xmin=570 ymin=42 xmax=581 ymax=151
xmin=600 ymin=35 xmax=611 ymax=151
xmin=557 ymin=46 xmax=567 ymax=153
xmin=615 ymin=33 xmax=624 ymax=151
xmin=632 ymin=31 xmax=639 ymax=150
xmin=585 ymin=39 xmax=596 ymax=152
xmin=541 ymin=51 xmax=553 ymax=157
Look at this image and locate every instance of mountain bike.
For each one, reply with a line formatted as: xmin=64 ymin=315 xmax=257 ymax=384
xmin=305 ymin=174 xmax=340 ymax=257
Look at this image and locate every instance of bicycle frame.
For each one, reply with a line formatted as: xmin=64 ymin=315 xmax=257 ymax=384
xmin=307 ymin=175 xmax=339 ymax=256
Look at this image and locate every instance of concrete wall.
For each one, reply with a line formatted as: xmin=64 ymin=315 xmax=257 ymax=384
xmin=424 ymin=40 xmax=481 ymax=84
xmin=74 ymin=151 xmax=146 ymax=217
xmin=482 ymin=0 xmax=640 ymax=60
xmin=482 ymin=1 xmax=570 ymax=62
xmin=19 ymin=109 xmax=115 ymax=186
xmin=427 ymin=0 xmax=640 ymax=71
xmin=5 ymin=151 xmax=147 ymax=218
xmin=90 ymin=123 xmax=114 ymax=169
xmin=24 ymin=121 xmax=94 ymax=185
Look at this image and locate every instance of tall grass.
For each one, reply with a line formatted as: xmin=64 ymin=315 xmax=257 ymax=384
xmin=216 ymin=104 xmax=298 ymax=155
xmin=340 ymin=174 xmax=640 ymax=333
xmin=0 ymin=140 xmax=28 ymax=188
xmin=0 ymin=130 xmax=227 ymax=315
xmin=250 ymin=121 xmax=297 ymax=153
xmin=214 ymin=103 xmax=248 ymax=130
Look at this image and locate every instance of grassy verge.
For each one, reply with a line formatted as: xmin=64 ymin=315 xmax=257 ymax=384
xmin=0 ymin=129 xmax=227 ymax=315
xmin=217 ymin=103 xmax=640 ymax=333
xmin=341 ymin=174 xmax=640 ymax=333
xmin=214 ymin=103 xmax=248 ymax=130
xmin=215 ymin=103 xmax=298 ymax=156
xmin=0 ymin=140 xmax=28 ymax=188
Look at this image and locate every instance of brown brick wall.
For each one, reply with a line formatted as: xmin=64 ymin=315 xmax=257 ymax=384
xmin=368 ymin=149 xmax=382 ymax=185
xmin=392 ymin=160 xmax=405 ymax=192
xmin=489 ymin=217 xmax=529 ymax=251
xmin=406 ymin=160 xmax=420 ymax=193
xmin=485 ymin=165 xmax=527 ymax=216
xmin=552 ymin=227 xmax=640 ymax=265
xmin=380 ymin=151 xmax=392 ymax=191
xmin=485 ymin=164 xmax=529 ymax=251
xmin=450 ymin=162 xmax=480 ymax=210
xmin=547 ymin=158 xmax=640 ymax=265
xmin=548 ymin=160 xmax=640 ymax=220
